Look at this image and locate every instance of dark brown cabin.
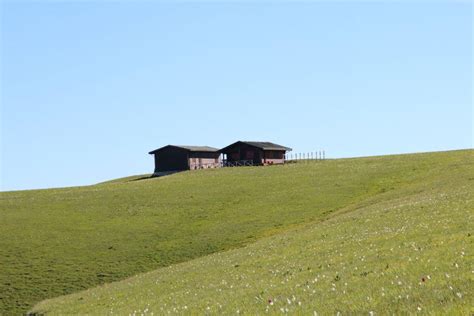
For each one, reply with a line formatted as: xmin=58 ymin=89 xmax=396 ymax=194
xmin=148 ymin=145 xmax=220 ymax=176
xmin=219 ymin=141 xmax=292 ymax=166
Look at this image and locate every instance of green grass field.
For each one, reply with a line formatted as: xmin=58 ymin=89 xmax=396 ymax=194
xmin=1 ymin=150 xmax=473 ymax=314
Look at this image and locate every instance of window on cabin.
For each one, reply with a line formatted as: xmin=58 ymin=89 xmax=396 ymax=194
xmin=268 ymin=151 xmax=283 ymax=159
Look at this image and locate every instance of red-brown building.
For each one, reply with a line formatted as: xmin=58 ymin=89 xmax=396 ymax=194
xmin=148 ymin=145 xmax=220 ymax=176
xmin=219 ymin=141 xmax=292 ymax=166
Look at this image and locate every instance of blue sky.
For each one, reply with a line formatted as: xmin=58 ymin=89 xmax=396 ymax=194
xmin=1 ymin=1 xmax=472 ymax=191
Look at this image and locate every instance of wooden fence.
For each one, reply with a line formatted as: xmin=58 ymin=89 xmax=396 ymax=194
xmin=222 ymin=160 xmax=254 ymax=167
xmin=285 ymin=150 xmax=325 ymax=162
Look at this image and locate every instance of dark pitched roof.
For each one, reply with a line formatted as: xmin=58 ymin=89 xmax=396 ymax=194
xmin=220 ymin=141 xmax=292 ymax=152
xmin=149 ymin=145 xmax=219 ymax=154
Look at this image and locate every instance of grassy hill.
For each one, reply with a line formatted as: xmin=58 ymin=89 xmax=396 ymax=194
xmin=1 ymin=150 xmax=472 ymax=314
xmin=31 ymin=150 xmax=474 ymax=315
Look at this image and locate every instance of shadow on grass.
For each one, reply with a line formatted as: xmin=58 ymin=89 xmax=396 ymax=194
xmin=128 ymin=175 xmax=154 ymax=182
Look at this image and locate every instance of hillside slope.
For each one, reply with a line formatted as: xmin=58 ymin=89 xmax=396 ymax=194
xmin=1 ymin=150 xmax=472 ymax=314
xmin=31 ymin=150 xmax=474 ymax=314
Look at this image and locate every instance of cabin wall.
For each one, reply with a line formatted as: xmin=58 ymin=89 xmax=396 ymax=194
xmin=188 ymin=152 xmax=221 ymax=169
xmin=222 ymin=144 xmax=263 ymax=164
xmin=154 ymin=148 xmax=189 ymax=172
xmin=262 ymin=150 xmax=286 ymax=165
xmin=222 ymin=144 xmax=287 ymax=165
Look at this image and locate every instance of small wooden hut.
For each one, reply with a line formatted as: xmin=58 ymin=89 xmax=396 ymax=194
xmin=219 ymin=141 xmax=292 ymax=166
xmin=148 ymin=145 xmax=220 ymax=176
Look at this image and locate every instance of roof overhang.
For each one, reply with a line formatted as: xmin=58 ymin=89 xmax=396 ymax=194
xmin=149 ymin=145 xmax=219 ymax=155
xmin=219 ymin=141 xmax=292 ymax=153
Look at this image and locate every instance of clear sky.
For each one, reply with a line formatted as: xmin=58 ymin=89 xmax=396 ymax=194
xmin=1 ymin=1 xmax=472 ymax=191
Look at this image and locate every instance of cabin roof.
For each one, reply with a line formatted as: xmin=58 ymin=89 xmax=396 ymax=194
xmin=149 ymin=145 xmax=219 ymax=154
xmin=220 ymin=141 xmax=292 ymax=152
